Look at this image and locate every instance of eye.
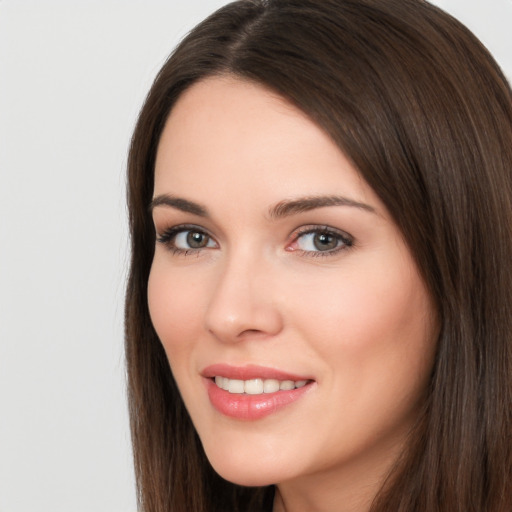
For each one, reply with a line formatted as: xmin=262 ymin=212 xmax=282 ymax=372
xmin=174 ymin=230 xmax=214 ymax=249
xmin=157 ymin=225 xmax=217 ymax=254
xmin=289 ymin=226 xmax=353 ymax=256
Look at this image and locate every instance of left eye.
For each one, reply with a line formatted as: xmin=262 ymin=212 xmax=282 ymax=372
xmin=174 ymin=230 xmax=216 ymax=249
xmin=156 ymin=225 xmax=217 ymax=254
xmin=294 ymin=229 xmax=352 ymax=253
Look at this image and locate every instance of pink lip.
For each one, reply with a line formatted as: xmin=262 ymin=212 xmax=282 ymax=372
xmin=201 ymin=364 xmax=315 ymax=421
xmin=201 ymin=363 xmax=312 ymax=381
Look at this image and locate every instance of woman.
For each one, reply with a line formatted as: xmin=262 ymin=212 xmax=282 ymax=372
xmin=125 ymin=0 xmax=512 ymax=510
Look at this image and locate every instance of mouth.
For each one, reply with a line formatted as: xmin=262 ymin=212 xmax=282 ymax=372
xmin=213 ymin=376 xmax=310 ymax=395
xmin=202 ymin=364 xmax=315 ymax=420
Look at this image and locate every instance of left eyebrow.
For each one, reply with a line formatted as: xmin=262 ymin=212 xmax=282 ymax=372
xmin=149 ymin=194 xmax=209 ymax=217
xmin=268 ymin=195 xmax=376 ymax=219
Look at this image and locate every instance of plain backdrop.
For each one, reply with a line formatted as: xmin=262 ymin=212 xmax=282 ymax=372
xmin=0 ymin=1 xmax=511 ymax=511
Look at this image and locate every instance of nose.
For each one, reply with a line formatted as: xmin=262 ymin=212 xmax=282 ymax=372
xmin=204 ymin=252 xmax=284 ymax=343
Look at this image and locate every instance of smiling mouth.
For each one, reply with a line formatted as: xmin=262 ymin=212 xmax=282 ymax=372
xmin=205 ymin=370 xmax=315 ymax=419
xmin=213 ymin=376 xmax=310 ymax=395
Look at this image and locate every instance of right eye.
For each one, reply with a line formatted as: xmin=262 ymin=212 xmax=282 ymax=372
xmin=157 ymin=226 xmax=217 ymax=254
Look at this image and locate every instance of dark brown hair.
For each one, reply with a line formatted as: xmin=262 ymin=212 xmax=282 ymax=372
xmin=125 ymin=1 xmax=512 ymax=510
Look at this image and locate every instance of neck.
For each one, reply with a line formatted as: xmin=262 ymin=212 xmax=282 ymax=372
xmin=272 ymin=436 xmax=405 ymax=512
xmin=273 ymin=474 xmax=375 ymax=512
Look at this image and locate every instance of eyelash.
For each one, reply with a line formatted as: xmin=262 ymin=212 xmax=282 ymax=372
xmin=289 ymin=225 xmax=354 ymax=258
xmin=156 ymin=224 xmax=354 ymax=257
xmin=156 ymin=224 xmax=214 ymax=256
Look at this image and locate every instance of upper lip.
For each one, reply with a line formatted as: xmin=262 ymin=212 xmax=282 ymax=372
xmin=201 ymin=363 xmax=313 ymax=381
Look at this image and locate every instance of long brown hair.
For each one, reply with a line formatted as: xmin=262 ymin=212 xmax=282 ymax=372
xmin=125 ymin=1 xmax=512 ymax=510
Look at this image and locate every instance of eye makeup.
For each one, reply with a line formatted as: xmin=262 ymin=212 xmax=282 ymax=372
xmin=156 ymin=222 xmax=354 ymax=259
xmin=286 ymin=225 xmax=354 ymax=258
xmin=156 ymin=224 xmax=217 ymax=256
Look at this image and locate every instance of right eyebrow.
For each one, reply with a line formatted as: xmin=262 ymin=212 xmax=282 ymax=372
xmin=268 ymin=194 xmax=376 ymax=219
xmin=149 ymin=194 xmax=209 ymax=217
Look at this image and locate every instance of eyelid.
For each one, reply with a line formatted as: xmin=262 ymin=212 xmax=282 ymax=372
xmin=156 ymin=224 xmax=218 ymax=254
xmin=287 ymin=225 xmax=354 ymax=256
xmin=155 ymin=223 xmax=353 ymax=257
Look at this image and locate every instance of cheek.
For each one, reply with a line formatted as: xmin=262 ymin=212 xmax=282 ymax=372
xmin=290 ymin=266 xmax=421 ymax=343
xmin=287 ymin=253 xmax=436 ymax=389
xmin=285 ymin=261 xmax=436 ymax=454
xmin=147 ymin=260 xmax=204 ymax=358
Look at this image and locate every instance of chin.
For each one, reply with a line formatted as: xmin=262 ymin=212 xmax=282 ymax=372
xmin=215 ymin=468 xmax=276 ymax=487
xmin=203 ymin=445 xmax=290 ymax=487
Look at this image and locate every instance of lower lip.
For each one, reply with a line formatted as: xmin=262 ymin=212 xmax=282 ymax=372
xmin=205 ymin=378 xmax=313 ymax=420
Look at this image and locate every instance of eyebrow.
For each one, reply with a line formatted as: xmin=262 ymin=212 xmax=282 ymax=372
xmin=150 ymin=194 xmax=209 ymax=217
xmin=149 ymin=193 xmax=376 ymax=219
xmin=268 ymin=195 xmax=376 ymax=219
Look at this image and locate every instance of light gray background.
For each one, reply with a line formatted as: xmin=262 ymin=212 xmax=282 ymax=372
xmin=0 ymin=1 xmax=511 ymax=511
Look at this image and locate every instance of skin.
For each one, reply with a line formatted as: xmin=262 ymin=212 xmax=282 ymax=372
xmin=148 ymin=76 xmax=438 ymax=512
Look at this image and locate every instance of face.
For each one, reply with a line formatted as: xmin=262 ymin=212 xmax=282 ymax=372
xmin=148 ymin=77 xmax=437 ymax=493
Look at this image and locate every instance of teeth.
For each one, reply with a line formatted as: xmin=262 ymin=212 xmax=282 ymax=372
xmin=215 ymin=376 xmax=230 ymax=390
xmin=263 ymin=379 xmax=280 ymax=393
xmin=280 ymin=380 xmax=295 ymax=391
xmin=214 ymin=377 xmax=309 ymax=395
xmin=244 ymin=379 xmax=264 ymax=395
xmin=228 ymin=379 xmax=245 ymax=394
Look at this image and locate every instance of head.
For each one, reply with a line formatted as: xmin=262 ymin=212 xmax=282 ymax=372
xmin=125 ymin=1 xmax=512 ymax=511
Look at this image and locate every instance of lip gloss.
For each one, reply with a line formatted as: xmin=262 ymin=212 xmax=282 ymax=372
xmin=202 ymin=364 xmax=314 ymax=421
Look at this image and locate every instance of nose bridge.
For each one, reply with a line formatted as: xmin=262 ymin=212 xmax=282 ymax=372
xmin=204 ymin=245 xmax=283 ymax=342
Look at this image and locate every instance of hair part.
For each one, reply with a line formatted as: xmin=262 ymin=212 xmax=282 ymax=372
xmin=125 ymin=1 xmax=512 ymax=510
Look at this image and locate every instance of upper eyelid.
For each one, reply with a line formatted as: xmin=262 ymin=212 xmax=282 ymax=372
xmin=156 ymin=225 xmax=219 ymax=256
xmin=156 ymin=223 xmax=351 ymax=236
xmin=289 ymin=225 xmax=354 ymax=253
xmin=156 ymin=223 xmax=354 ymax=249
xmin=154 ymin=218 xmax=221 ymax=241
xmin=291 ymin=224 xmax=353 ymax=240
xmin=156 ymin=224 xmax=216 ymax=245
xmin=157 ymin=223 xmax=212 ymax=237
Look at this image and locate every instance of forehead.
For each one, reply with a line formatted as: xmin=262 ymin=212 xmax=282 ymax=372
xmin=153 ymin=76 xmax=380 ymax=214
